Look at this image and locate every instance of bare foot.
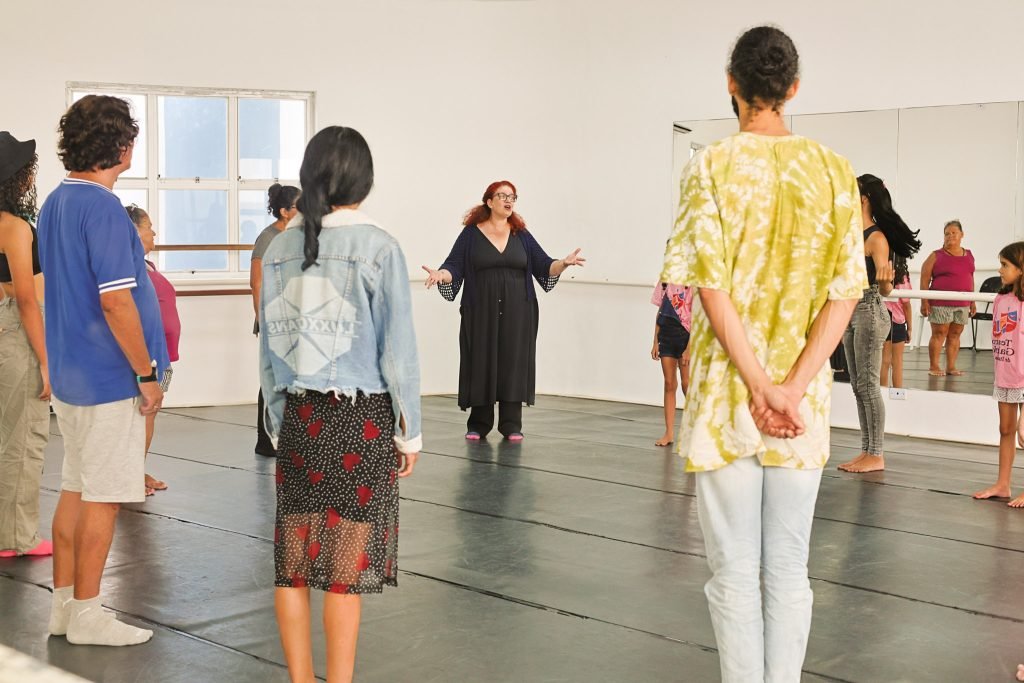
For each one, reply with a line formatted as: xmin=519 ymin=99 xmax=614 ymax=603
xmin=145 ymin=474 xmax=167 ymax=491
xmin=947 ymin=369 xmax=965 ymax=376
xmin=654 ymin=433 xmax=673 ymax=447
xmin=928 ymin=369 xmax=946 ymax=377
xmin=1009 ymin=494 xmax=1024 ymax=508
xmin=1016 ymin=663 xmax=1024 ymax=681
xmin=841 ymin=454 xmax=885 ymax=473
xmin=837 ymin=453 xmax=867 ymax=471
xmin=972 ymin=483 xmax=1011 ymax=500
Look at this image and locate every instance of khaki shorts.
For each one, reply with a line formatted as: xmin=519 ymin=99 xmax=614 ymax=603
xmin=52 ymin=397 xmax=146 ymax=503
xmin=928 ymin=305 xmax=970 ymax=326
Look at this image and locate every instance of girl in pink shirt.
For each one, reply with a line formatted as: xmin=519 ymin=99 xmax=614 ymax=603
xmin=974 ymin=241 xmax=1024 ymax=507
xmin=650 ymin=282 xmax=692 ymax=446
xmin=881 ymin=263 xmax=913 ymax=388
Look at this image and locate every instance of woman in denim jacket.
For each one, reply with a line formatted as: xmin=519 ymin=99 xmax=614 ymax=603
xmin=258 ymin=126 xmax=421 ymax=683
xmin=423 ymin=180 xmax=585 ymax=440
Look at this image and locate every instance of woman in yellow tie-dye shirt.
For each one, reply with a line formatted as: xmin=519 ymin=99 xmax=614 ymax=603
xmin=661 ymin=26 xmax=867 ymax=683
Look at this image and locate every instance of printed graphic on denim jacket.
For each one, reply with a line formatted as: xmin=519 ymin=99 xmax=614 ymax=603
xmin=264 ymin=274 xmax=360 ymax=376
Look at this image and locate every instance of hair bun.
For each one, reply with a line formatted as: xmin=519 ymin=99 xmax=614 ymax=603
xmin=756 ymin=45 xmax=787 ymax=76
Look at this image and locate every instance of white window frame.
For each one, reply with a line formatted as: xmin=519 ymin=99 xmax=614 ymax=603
xmin=67 ymin=82 xmax=315 ymax=283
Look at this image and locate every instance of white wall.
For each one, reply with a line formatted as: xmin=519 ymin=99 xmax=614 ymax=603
xmin=7 ymin=0 xmax=1024 ymax=417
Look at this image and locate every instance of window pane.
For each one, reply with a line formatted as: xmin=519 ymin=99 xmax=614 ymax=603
xmin=158 ymin=190 xmax=228 ymax=271
xmin=238 ymin=99 xmax=305 ymax=180
xmin=113 ymin=188 xmax=148 ymax=212
xmin=158 ymin=96 xmax=227 ymax=179
xmin=71 ymin=91 xmax=147 ymax=178
xmin=239 ymin=190 xmax=275 ymax=271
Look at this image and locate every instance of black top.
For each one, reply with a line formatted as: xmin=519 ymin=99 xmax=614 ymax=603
xmin=863 ymin=225 xmax=884 ymax=286
xmin=0 ymin=223 xmax=42 ymax=282
xmin=436 ymin=225 xmax=559 ymax=307
xmin=457 ymin=228 xmax=538 ymax=409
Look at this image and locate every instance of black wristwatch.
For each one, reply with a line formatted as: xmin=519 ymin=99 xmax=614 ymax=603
xmin=136 ymin=360 xmax=159 ymax=384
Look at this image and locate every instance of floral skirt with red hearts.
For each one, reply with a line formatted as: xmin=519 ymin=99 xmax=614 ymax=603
xmin=273 ymin=390 xmax=399 ymax=594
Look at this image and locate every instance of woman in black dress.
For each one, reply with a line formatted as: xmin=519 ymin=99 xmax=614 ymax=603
xmin=423 ymin=180 xmax=584 ymax=441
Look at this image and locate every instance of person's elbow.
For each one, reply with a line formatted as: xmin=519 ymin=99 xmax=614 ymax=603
xmin=833 ymin=298 xmax=857 ymax=317
xmin=697 ymin=287 xmax=727 ymax=306
xmin=13 ymin=286 xmax=37 ymax=310
xmin=99 ymin=288 xmax=134 ymax=314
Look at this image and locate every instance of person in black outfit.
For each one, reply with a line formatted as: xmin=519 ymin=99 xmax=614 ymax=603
xmin=423 ymin=180 xmax=585 ymax=441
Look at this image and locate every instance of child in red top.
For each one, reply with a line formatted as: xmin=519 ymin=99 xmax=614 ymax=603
xmin=973 ymin=241 xmax=1024 ymax=507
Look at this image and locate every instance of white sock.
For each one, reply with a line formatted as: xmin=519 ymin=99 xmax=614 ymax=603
xmin=66 ymin=597 xmax=153 ymax=646
xmin=48 ymin=586 xmax=75 ymax=636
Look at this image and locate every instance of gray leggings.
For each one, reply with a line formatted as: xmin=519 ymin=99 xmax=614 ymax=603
xmin=843 ymin=287 xmax=889 ymax=455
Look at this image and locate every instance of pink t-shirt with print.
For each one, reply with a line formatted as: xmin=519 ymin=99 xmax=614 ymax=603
xmin=992 ymin=291 xmax=1024 ymax=389
xmin=651 ymin=283 xmax=693 ymax=331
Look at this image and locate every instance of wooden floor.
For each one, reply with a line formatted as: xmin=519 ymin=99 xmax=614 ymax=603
xmin=2 ymin=395 xmax=1024 ymax=682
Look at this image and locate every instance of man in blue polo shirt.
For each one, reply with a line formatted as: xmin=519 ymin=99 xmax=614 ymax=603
xmin=37 ymin=95 xmax=169 ymax=647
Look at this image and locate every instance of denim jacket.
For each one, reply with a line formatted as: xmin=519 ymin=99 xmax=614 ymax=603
xmin=258 ymin=209 xmax=422 ymax=454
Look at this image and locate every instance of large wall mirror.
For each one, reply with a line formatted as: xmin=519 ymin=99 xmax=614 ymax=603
xmin=673 ymin=102 xmax=1024 ymax=395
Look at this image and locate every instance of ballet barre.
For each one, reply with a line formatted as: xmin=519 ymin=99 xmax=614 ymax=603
xmin=881 ymin=289 xmax=996 ymax=304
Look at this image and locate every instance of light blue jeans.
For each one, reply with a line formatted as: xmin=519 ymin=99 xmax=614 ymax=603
xmin=696 ymin=456 xmax=824 ymax=683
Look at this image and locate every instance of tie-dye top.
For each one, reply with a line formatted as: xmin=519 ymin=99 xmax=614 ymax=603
xmin=661 ymin=132 xmax=868 ymax=472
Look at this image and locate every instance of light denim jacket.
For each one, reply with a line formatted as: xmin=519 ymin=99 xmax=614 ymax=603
xmin=258 ymin=209 xmax=422 ymax=454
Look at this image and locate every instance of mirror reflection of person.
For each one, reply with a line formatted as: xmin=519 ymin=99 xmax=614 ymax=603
xmin=423 ymin=181 xmax=584 ymax=441
xmin=251 ymin=183 xmax=300 ymax=457
xmin=661 ymin=26 xmax=865 ymax=681
xmin=880 ymin=265 xmax=912 ymax=388
xmin=920 ymin=220 xmax=976 ymax=376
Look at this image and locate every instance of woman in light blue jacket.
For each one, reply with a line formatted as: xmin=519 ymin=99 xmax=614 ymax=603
xmin=259 ymin=126 xmax=421 ymax=683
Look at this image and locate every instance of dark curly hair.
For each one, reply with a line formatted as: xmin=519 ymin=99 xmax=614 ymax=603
xmin=0 ymin=153 xmax=39 ymax=221
xmin=58 ymin=95 xmax=139 ymax=172
xmin=267 ymin=183 xmax=301 ymax=219
xmin=728 ymin=26 xmax=800 ymax=112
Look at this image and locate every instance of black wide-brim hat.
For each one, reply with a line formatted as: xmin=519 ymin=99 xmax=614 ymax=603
xmin=0 ymin=132 xmax=36 ymax=184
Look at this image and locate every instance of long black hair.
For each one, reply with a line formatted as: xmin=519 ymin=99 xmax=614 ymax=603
xmin=858 ymin=173 xmax=921 ymax=282
xmin=296 ymin=127 xmax=374 ymax=270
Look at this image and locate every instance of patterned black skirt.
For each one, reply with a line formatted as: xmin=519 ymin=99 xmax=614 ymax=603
xmin=273 ymin=390 xmax=399 ymax=594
